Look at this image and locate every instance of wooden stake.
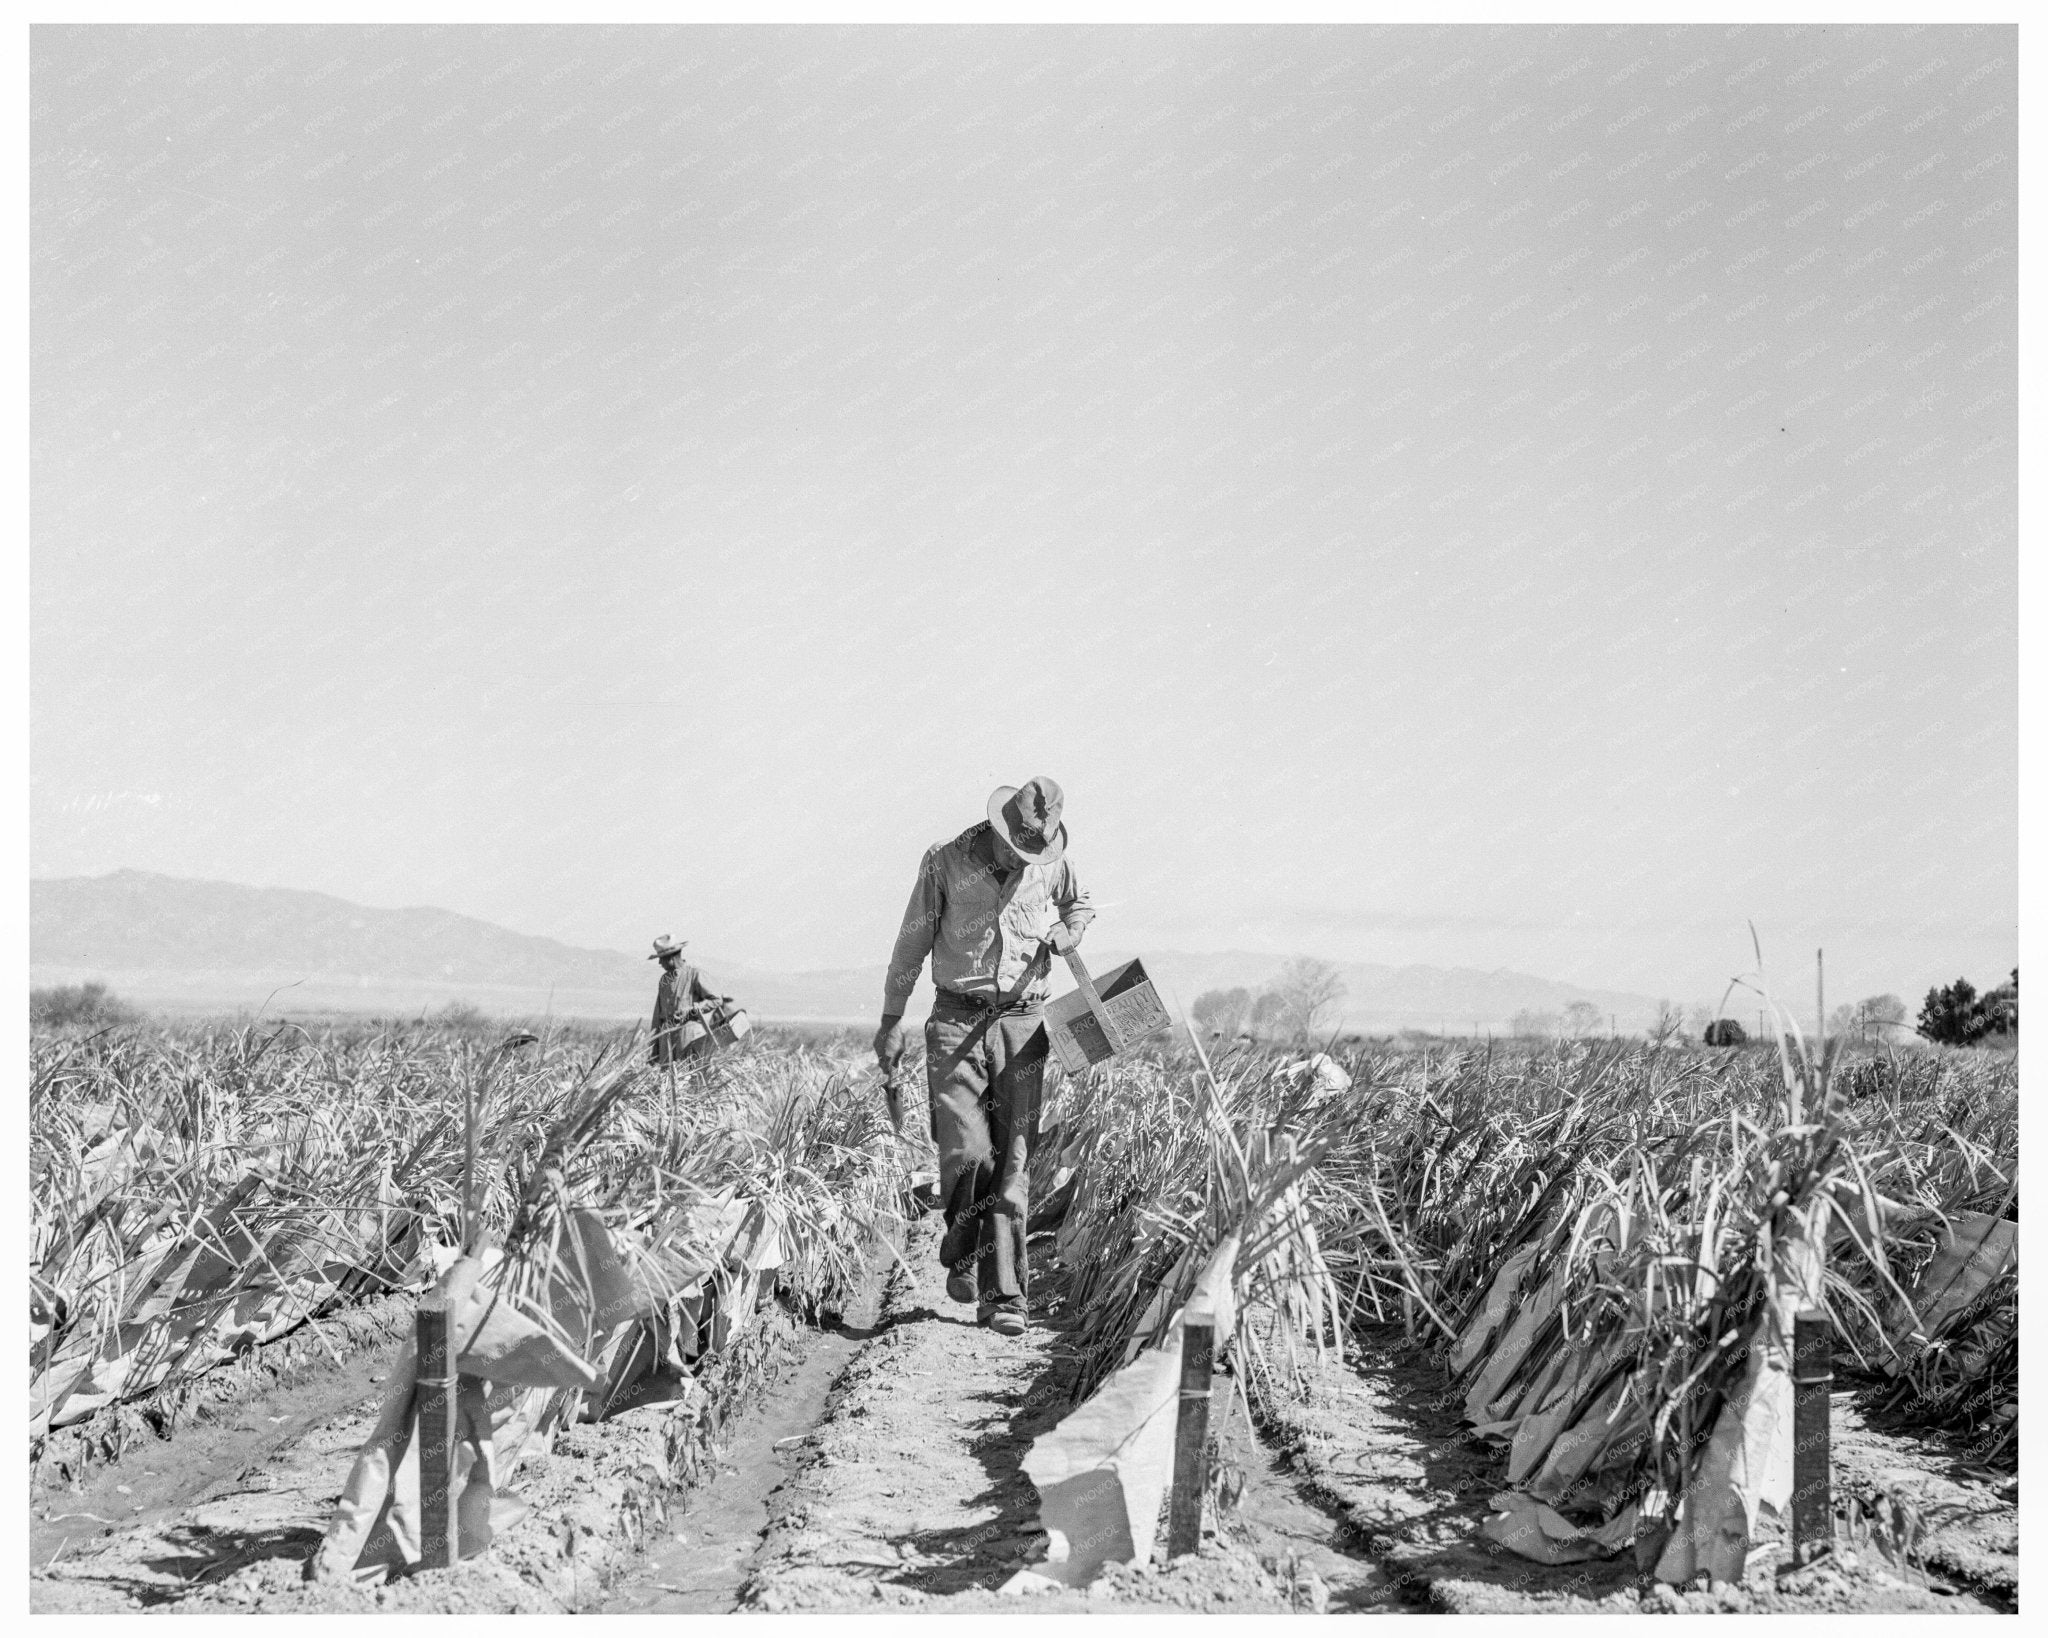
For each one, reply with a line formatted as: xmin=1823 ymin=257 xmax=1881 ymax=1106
xmin=1791 ymin=1308 xmax=1832 ymax=1565
xmin=1167 ymin=1301 xmax=1215 ymax=1559
xmin=413 ymin=1256 xmax=481 ymax=1573
xmin=415 ymin=1289 xmax=459 ymax=1570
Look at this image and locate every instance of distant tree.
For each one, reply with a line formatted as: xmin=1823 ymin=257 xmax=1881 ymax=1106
xmin=1647 ymin=999 xmax=1685 ymax=1047
xmin=1703 ymin=1018 xmax=1748 ymax=1046
xmin=1562 ymin=1000 xmax=1603 ymax=1038
xmin=1274 ymin=958 xmax=1347 ymax=1043
xmin=1190 ymin=987 xmax=1253 ymax=1039
xmin=1850 ymin=994 xmax=1909 ymax=1044
xmin=1915 ymin=971 xmax=2014 ymax=1046
xmin=1981 ymin=969 xmax=2018 ymax=1037
xmin=436 ymin=999 xmax=491 ymax=1030
xmin=1917 ymin=978 xmax=1989 ymax=1047
xmin=31 ymin=981 xmax=143 ymax=1030
xmin=1686 ymin=1004 xmax=1715 ymax=1040
xmin=1247 ymin=991 xmax=1286 ymax=1040
xmin=1509 ymin=1008 xmax=1558 ymax=1039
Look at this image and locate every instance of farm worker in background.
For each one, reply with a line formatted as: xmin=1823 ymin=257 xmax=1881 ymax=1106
xmin=649 ymin=935 xmax=724 ymax=1066
xmin=875 ymin=777 xmax=1094 ymax=1336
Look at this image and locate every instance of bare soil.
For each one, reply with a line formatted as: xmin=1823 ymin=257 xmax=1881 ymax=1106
xmin=32 ymin=1350 xmax=395 ymax=1610
xmin=728 ymin=1218 xmax=1393 ymax=1614
xmin=1259 ymin=1334 xmax=2016 ymax=1615
xmin=30 ymin=1299 xmax=804 ymax=1614
xmin=31 ymin=1292 xmax=413 ymax=1591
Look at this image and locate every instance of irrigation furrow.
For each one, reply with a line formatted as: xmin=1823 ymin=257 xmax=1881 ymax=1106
xmin=602 ymin=1264 xmax=888 ymax=1611
xmin=1258 ymin=1341 xmax=2015 ymax=1615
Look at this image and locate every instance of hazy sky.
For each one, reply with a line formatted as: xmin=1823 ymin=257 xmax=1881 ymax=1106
xmin=31 ymin=23 xmax=2016 ymax=1005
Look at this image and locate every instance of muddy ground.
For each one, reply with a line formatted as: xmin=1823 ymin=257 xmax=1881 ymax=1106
xmin=30 ymin=1217 xmax=2018 ymax=1615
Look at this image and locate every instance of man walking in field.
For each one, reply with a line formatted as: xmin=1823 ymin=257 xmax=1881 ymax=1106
xmin=875 ymin=777 xmax=1094 ymax=1335
xmin=649 ymin=935 xmax=723 ymax=1066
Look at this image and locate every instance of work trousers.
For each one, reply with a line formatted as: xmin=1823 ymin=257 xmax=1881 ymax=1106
xmin=923 ymin=997 xmax=1047 ymax=1312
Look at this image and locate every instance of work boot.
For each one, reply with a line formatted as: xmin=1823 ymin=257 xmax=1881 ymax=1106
xmin=945 ymin=1265 xmax=978 ymax=1305
xmin=979 ymin=1302 xmax=1026 ymax=1337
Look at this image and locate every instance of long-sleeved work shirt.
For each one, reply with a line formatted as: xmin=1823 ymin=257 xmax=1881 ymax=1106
xmin=652 ymin=962 xmax=715 ymax=1037
xmin=883 ymin=822 xmax=1094 ymax=1015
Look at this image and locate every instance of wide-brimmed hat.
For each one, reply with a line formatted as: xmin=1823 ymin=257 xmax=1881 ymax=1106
xmin=987 ymin=776 xmax=1067 ymax=866
xmin=649 ymin=935 xmax=688 ymax=961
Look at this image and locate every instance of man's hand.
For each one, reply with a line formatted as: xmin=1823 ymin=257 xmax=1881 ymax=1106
xmin=1047 ymin=921 xmax=1082 ymax=957
xmin=874 ymin=1014 xmax=905 ymax=1073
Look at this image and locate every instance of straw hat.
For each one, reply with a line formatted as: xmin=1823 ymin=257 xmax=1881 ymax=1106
xmin=649 ymin=935 xmax=688 ymax=961
xmin=987 ymin=776 xmax=1067 ymax=866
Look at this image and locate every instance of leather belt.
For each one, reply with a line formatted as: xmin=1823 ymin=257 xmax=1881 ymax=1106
xmin=934 ymin=987 xmax=1037 ymax=1017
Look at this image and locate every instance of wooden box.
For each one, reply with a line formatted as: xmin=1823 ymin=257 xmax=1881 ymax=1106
xmin=681 ymin=1004 xmax=751 ymax=1057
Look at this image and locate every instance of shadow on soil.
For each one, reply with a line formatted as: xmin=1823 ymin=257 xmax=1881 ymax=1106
xmin=880 ymin=1305 xmax=982 ymax=1331
xmin=818 ymin=1314 xmax=891 ymax=1345
xmin=888 ymin=1251 xmax=1079 ymax=1597
xmin=1286 ymin=1330 xmax=1638 ymax=1608
xmin=134 ymin=1523 xmax=325 ymax=1603
xmin=1207 ymin=1386 xmax=1393 ymax=1612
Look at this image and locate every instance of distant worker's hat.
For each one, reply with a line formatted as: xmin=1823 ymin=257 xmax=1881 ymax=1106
xmin=987 ymin=776 xmax=1067 ymax=866
xmin=649 ymin=935 xmax=688 ymax=961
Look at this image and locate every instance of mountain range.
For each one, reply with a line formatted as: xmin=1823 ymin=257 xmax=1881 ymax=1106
xmin=31 ymin=870 xmax=1666 ymax=1032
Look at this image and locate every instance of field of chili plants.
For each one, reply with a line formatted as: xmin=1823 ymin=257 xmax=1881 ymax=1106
xmin=28 ymin=1006 xmax=2016 ymax=1613
xmin=1034 ymin=1024 xmax=2017 ymax=1595
xmin=30 ymin=1016 xmax=904 ymax=1471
